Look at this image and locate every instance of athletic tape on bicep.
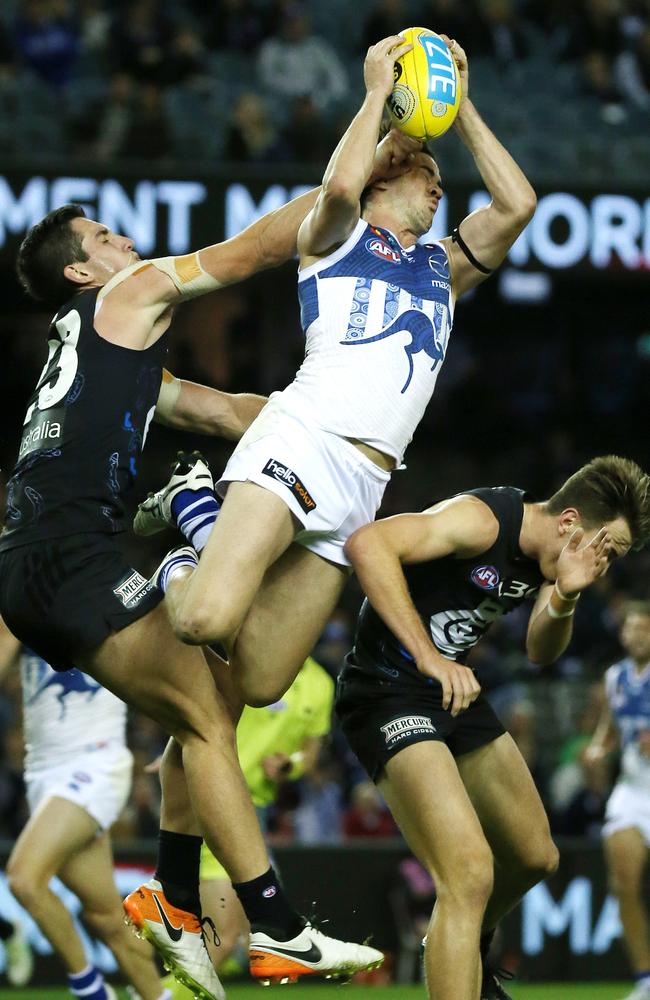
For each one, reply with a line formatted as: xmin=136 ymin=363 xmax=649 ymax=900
xmin=150 ymin=253 xmax=224 ymax=299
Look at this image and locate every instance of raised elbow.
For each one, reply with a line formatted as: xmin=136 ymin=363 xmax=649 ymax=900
xmin=322 ymin=176 xmax=358 ymax=210
xmin=344 ymin=524 xmax=374 ymax=566
xmin=515 ymin=187 xmax=537 ymax=226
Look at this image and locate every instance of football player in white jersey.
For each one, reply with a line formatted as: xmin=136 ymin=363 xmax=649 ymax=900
xmin=0 ymin=617 xmax=170 ymax=1000
xmin=139 ymin=35 xmax=536 ymax=717
xmin=587 ymin=602 xmax=650 ymax=1000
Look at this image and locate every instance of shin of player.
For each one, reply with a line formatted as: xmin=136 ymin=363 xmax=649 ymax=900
xmin=338 ymin=457 xmax=650 ymax=1000
xmin=587 ymin=603 xmax=650 ymax=1000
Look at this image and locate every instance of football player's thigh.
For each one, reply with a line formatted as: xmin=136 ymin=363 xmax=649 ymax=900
xmin=456 ymin=732 xmax=551 ymax=865
xmin=9 ymin=795 xmax=98 ymax=881
xmin=231 ymin=544 xmax=347 ymax=701
xmin=378 ymin=741 xmax=489 ymax=880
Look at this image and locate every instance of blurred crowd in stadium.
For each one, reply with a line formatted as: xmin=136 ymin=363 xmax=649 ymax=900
xmin=0 ymin=0 xmax=649 ymax=854
xmin=0 ymin=0 xmax=648 ymax=178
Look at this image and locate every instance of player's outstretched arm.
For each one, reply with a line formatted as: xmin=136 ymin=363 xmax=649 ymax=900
xmin=298 ymin=36 xmax=414 ymax=261
xmin=345 ymin=496 xmax=497 ymax=715
xmin=441 ymin=38 xmax=537 ymax=299
xmin=526 ymin=526 xmax=611 ymax=665
xmin=154 ymin=369 xmax=267 ymax=441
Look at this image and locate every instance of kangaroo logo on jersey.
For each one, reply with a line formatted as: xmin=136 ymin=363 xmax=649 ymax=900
xmin=366 ymin=238 xmax=401 ymax=264
xmin=28 ymin=667 xmax=102 ymax=720
xmin=342 ymin=306 xmax=447 ymax=393
xmin=471 ymin=565 xmax=500 ymax=590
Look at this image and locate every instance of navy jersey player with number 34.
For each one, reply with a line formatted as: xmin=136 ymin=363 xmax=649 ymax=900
xmin=337 ymin=457 xmax=650 ymax=1000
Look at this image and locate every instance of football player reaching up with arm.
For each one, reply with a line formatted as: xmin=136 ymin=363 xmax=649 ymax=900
xmin=338 ymin=457 xmax=650 ymax=1000
xmin=139 ymin=33 xmax=536 ymax=720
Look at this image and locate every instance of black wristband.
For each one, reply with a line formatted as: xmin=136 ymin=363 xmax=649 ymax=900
xmin=451 ymin=227 xmax=493 ymax=275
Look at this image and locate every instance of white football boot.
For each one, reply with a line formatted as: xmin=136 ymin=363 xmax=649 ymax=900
xmin=4 ymin=920 xmax=34 ymax=986
xmin=134 ymin=451 xmax=214 ymax=537
xmin=124 ymin=879 xmax=225 ymax=1000
xmin=249 ymin=921 xmax=384 ymax=985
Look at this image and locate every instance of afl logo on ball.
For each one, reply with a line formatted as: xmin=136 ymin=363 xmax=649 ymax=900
xmin=471 ymin=565 xmax=500 ymax=590
xmin=366 ymin=239 xmax=401 ymax=263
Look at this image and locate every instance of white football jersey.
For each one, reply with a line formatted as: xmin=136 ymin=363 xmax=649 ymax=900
xmin=279 ymin=219 xmax=454 ymax=464
xmin=606 ymin=657 xmax=650 ymax=792
xmin=21 ymin=649 xmax=127 ymax=773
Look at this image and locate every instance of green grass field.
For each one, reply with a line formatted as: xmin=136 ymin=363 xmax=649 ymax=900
xmin=0 ymin=986 xmax=633 ymax=999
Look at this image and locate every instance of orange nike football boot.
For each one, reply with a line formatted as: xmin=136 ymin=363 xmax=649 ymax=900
xmin=124 ymin=880 xmax=224 ymax=1000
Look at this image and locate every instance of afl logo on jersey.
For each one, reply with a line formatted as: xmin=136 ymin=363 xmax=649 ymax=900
xmin=366 ymin=238 xmax=401 ymax=264
xmin=471 ymin=565 xmax=500 ymax=590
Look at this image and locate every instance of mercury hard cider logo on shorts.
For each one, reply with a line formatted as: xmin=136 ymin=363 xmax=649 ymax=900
xmin=113 ymin=569 xmax=153 ymax=609
xmin=381 ymin=715 xmax=437 ymax=744
xmin=262 ymin=458 xmax=317 ymax=514
xmin=471 ymin=565 xmax=500 ymax=590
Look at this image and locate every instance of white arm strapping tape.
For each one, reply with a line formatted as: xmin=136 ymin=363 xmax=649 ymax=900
xmin=150 ymin=253 xmax=225 ymax=300
xmin=155 ymin=369 xmax=182 ymax=422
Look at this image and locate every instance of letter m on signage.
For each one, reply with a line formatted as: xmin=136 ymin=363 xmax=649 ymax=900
xmin=522 ymin=879 xmax=592 ymax=956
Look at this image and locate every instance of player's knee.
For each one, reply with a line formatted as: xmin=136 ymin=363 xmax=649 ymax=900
xmin=437 ymin=844 xmax=494 ymax=910
xmin=235 ymin=673 xmax=286 ymax=709
xmin=7 ymin=859 xmax=40 ymax=910
xmin=522 ymin=839 xmax=560 ymax=887
xmin=173 ymin=605 xmax=235 ymax=647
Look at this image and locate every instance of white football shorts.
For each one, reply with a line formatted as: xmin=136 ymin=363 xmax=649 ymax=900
xmin=217 ymin=397 xmax=391 ymax=567
xmin=25 ymin=744 xmax=133 ymax=832
xmin=603 ymin=781 xmax=650 ymax=845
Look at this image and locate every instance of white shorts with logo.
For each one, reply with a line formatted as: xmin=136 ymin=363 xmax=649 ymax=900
xmin=25 ymin=744 xmax=133 ymax=832
xmin=217 ymin=398 xmax=391 ymax=567
xmin=603 ymin=781 xmax=650 ymax=845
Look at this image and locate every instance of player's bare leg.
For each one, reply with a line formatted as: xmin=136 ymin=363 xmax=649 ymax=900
xmin=456 ymin=733 xmax=559 ymax=933
xmin=605 ymin=828 xmax=650 ymax=974
xmin=201 ymin=879 xmax=247 ymax=970
xmin=59 ymin=832 xmax=165 ymax=1000
xmin=7 ymin=796 xmax=105 ymax=974
xmin=378 ymin=741 xmax=492 ymax=1000
xmin=229 ymin=543 xmax=348 ymax=706
xmin=77 ymin=603 xmax=268 ymax=881
xmin=164 ymin=482 xmax=297 ymax=647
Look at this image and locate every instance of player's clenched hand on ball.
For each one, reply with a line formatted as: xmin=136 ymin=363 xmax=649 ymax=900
xmin=365 ymin=35 xmax=413 ymax=99
xmin=416 ymin=651 xmax=481 ymax=717
xmin=440 ymin=35 xmax=469 ymax=106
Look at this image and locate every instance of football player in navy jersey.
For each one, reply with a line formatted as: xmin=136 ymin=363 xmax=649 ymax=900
xmin=336 ymin=457 xmax=650 ymax=1000
xmin=587 ymin=603 xmax=650 ymax=1000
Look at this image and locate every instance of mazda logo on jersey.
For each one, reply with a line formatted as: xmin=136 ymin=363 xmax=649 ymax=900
xmin=471 ymin=565 xmax=500 ymax=590
xmin=365 ymin=238 xmax=401 ymax=264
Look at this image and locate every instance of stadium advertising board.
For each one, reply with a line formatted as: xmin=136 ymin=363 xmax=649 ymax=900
xmin=0 ymin=170 xmax=648 ymax=278
xmin=0 ymin=842 xmax=635 ymax=984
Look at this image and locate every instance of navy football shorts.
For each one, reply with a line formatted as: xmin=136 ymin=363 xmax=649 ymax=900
xmin=0 ymin=532 xmax=163 ymax=671
xmin=335 ymin=653 xmax=506 ymax=782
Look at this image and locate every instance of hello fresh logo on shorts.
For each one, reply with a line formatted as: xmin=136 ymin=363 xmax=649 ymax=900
xmin=381 ymin=715 xmax=436 ymax=743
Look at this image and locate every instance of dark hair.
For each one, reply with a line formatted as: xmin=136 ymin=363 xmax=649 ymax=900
xmin=16 ymin=204 xmax=88 ymax=307
xmin=547 ymin=455 xmax=650 ymax=550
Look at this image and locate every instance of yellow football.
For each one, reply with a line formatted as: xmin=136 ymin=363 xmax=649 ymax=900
xmin=387 ymin=27 xmax=462 ymax=141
